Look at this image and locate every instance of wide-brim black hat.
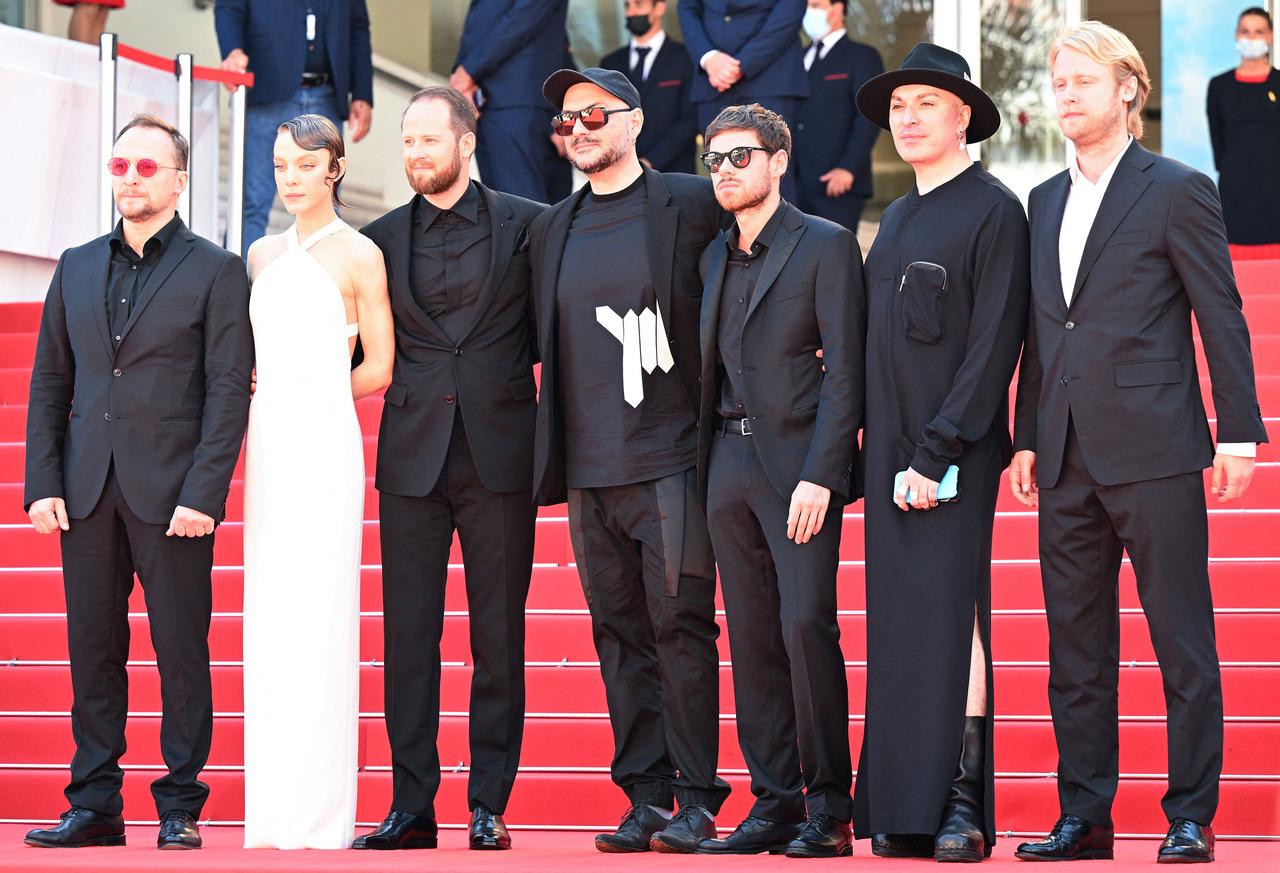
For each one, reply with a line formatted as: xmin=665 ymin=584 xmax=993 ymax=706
xmin=855 ymin=42 xmax=1001 ymax=143
xmin=543 ymin=67 xmax=641 ymax=110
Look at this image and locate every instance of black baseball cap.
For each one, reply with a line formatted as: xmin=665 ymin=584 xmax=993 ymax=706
xmin=543 ymin=67 xmax=641 ymax=111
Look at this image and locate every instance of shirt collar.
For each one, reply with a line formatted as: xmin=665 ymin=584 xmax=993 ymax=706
xmin=817 ymin=28 xmax=846 ymax=52
xmin=631 ymin=30 xmax=666 ymax=55
xmin=1068 ymin=135 xmax=1133 ymax=191
xmin=109 ymin=212 xmax=182 ymax=258
xmin=418 ymin=180 xmax=481 ymax=229
xmin=726 ymin=199 xmax=787 ymax=255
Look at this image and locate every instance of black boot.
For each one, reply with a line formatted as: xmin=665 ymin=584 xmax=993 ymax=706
xmin=934 ymin=716 xmax=989 ymax=863
xmin=872 ymin=833 xmax=935 ymax=858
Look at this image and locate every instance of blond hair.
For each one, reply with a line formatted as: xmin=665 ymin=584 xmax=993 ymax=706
xmin=1050 ymin=20 xmax=1151 ymax=139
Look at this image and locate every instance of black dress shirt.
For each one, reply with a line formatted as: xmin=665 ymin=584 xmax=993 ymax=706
xmin=106 ymin=213 xmax=182 ymax=348
xmin=410 ymin=182 xmax=491 ymax=340
xmin=717 ymin=202 xmax=785 ymax=419
xmin=304 ymin=0 xmax=331 ymax=76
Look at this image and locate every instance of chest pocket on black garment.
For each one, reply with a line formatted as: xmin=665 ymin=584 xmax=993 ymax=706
xmin=900 ymin=260 xmax=948 ymax=344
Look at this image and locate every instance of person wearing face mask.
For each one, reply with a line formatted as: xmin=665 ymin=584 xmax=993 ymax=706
xmin=600 ymin=0 xmax=698 ymax=173
xmin=1207 ymin=7 xmax=1280 ymax=258
xmin=791 ymin=0 xmax=883 ymax=234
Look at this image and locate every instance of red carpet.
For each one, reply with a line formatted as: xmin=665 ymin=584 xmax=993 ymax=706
xmin=0 ymin=825 xmax=1276 ymax=872
xmin=1 ymin=258 xmax=1278 ymax=853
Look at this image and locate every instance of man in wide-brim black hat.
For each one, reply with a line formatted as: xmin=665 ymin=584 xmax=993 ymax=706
xmin=849 ymin=43 xmax=1030 ymax=864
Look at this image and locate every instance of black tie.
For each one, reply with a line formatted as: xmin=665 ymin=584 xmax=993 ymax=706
xmin=807 ymin=41 xmax=823 ymax=72
xmin=632 ymin=46 xmax=651 ymax=81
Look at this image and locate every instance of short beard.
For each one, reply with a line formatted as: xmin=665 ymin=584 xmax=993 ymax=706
xmin=116 ymin=199 xmax=161 ymax=222
xmin=408 ymin=148 xmax=463 ymax=196
xmin=716 ymin=175 xmax=771 ymax=214
xmin=570 ymin=136 xmax=631 ymax=175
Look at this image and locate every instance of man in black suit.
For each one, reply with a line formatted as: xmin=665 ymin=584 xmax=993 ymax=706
xmin=691 ymin=104 xmax=863 ymax=858
xmin=1010 ymin=23 xmax=1268 ymax=865
xmin=529 ymin=67 xmax=729 ymax=854
xmin=792 ymin=0 xmax=883 ymax=232
xmin=599 ymin=0 xmax=698 ymax=174
xmin=353 ymin=87 xmax=545 ymax=853
xmin=23 ymin=115 xmax=253 ymax=851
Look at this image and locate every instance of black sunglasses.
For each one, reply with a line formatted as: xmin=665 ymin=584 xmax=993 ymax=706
xmin=700 ymin=146 xmax=773 ymax=173
xmin=551 ymin=105 xmax=631 ymax=136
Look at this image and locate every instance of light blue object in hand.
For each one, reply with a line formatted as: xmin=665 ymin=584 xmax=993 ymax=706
xmin=893 ymin=465 xmax=960 ymax=504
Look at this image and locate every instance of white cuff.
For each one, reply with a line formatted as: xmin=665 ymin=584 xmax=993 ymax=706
xmin=700 ymin=50 xmax=718 ymax=70
xmin=1216 ymin=442 xmax=1257 ymax=458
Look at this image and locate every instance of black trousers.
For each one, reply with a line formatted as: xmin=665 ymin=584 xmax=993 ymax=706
xmin=1039 ymin=422 xmax=1222 ymax=828
xmin=379 ymin=418 xmax=536 ymax=817
xmin=706 ymin=431 xmax=852 ymax=823
xmin=59 ymin=464 xmax=214 ymax=817
xmin=567 ymin=466 xmax=730 ymax=812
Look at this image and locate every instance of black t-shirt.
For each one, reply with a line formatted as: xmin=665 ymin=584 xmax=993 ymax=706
xmin=555 ymin=174 xmax=698 ymax=488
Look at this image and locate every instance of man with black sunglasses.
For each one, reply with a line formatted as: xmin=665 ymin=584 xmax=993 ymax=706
xmin=694 ymin=103 xmax=864 ymax=858
xmin=528 ymin=67 xmax=729 ymax=854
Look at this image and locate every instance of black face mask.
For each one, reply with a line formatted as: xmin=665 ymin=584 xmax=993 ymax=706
xmin=625 ymin=14 xmax=651 ymax=37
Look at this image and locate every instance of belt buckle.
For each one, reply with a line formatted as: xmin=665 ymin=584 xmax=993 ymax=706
xmin=739 ymin=417 xmax=752 ymax=436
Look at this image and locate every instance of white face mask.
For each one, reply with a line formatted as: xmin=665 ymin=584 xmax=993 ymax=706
xmin=803 ymin=8 xmax=831 ymax=43
xmin=1237 ymin=37 xmax=1270 ymax=59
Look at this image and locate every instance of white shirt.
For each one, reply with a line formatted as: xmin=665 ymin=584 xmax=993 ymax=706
xmin=630 ymin=29 xmax=665 ymax=82
xmin=1059 ymin=136 xmax=1255 ymax=458
xmin=804 ymin=28 xmax=845 ymax=72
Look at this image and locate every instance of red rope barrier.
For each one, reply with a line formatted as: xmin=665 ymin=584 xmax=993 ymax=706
xmin=116 ymin=42 xmax=254 ymax=89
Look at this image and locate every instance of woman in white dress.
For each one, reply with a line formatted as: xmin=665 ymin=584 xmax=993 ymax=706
xmin=241 ymin=114 xmax=393 ymax=849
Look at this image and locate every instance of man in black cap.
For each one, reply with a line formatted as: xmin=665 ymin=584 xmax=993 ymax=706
xmin=528 ymin=66 xmax=729 ymax=854
xmin=850 ymin=43 xmax=1030 ymax=863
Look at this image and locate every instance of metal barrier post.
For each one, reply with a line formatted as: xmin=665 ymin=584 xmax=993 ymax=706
xmin=175 ymin=52 xmax=194 ymax=225
xmin=227 ymin=84 xmax=247 ymax=256
xmin=99 ymin=32 xmax=118 ymax=235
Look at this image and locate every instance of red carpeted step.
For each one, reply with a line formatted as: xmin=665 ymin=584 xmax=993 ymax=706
xmin=3 ymin=663 xmax=1277 ymax=722
xmin=4 ymin=559 xmax=1280 ymax=614
xmin=4 ymin=611 xmax=1280 ymax=664
xmin=1234 ymin=261 xmax=1280 ymax=296
xmin=1 ymin=768 xmax=1277 ymax=836
xmin=0 ymin=304 xmax=43 ymax=333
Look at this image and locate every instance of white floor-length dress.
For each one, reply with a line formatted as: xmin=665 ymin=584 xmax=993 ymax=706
xmin=242 ymin=219 xmax=364 ymax=849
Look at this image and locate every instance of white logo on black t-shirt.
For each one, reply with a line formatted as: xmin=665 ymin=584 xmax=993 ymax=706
xmin=595 ymin=303 xmax=675 ymax=407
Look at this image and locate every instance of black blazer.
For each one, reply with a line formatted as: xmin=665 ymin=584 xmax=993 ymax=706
xmin=24 ymin=222 xmax=253 ymax=524
xmin=1013 ymin=141 xmax=1268 ymax=487
xmin=361 ymin=184 xmax=546 ymax=497
xmin=696 ymin=202 xmax=865 ymax=504
xmin=214 ymin=0 xmax=373 ymax=117
xmin=600 ymin=37 xmax=698 ymax=174
xmin=529 ymin=168 xmax=722 ymax=506
xmin=793 ymin=36 xmax=883 ymax=200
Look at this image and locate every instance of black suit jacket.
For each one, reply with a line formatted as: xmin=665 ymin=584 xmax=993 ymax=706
xmin=529 ymin=167 xmax=722 ymax=505
xmin=793 ymin=35 xmax=883 ymax=200
xmin=361 ymin=184 xmax=546 ymax=497
xmin=696 ymin=202 xmax=865 ymax=504
xmin=25 ymin=222 xmax=253 ymax=524
xmin=600 ymin=37 xmax=698 ymax=174
xmin=1013 ymin=141 xmax=1268 ymax=487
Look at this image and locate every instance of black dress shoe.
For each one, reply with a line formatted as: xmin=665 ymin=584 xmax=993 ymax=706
xmin=651 ymin=804 xmax=716 ymax=853
xmin=1158 ymin=819 xmax=1214 ymax=864
xmin=157 ymin=810 xmax=201 ymax=850
xmin=24 ymin=807 xmax=126 ymax=848
xmin=697 ymin=816 xmax=805 ymax=854
xmin=785 ymin=813 xmax=853 ymax=858
xmin=872 ymin=833 xmax=935 ymax=858
xmin=936 ymin=716 xmax=991 ymax=862
xmin=470 ymin=805 xmax=512 ymax=850
xmin=595 ymin=804 xmax=670 ymax=853
xmin=1014 ymin=814 xmax=1115 ymax=861
xmin=351 ymin=810 xmax=438 ymax=849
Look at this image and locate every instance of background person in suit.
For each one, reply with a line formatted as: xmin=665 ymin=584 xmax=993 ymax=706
xmin=23 ymin=115 xmax=253 ymax=851
xmin=354 ymin=87 xmax=545 ymax=853
xmin=600 ymin=0 xmax=698 ymax=174
xmin=692 ymin=105 xmax=864 ymax=859
xmin=850 ymin=43 xmax=1029 ymax=864
xmin=450 ymin=0 xmax=570 ymax=203
xmin=677 ymin=0 xmax=808 ymax=198
xmin=529 ymin=67 xmax=730 ymax=855
xmin=216 ymin=0 xmax=374 ymax=256
xmin=1010 ymin=22 xmax=1268 ymax=865
xmin=792 ymin=0 xmax=883 ymax=233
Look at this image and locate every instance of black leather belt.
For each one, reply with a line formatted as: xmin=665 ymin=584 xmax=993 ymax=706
xmin=300 ymin=72 xmax=331 ymax=87
xmin=718 ymin=416 xmax=753 ymax=436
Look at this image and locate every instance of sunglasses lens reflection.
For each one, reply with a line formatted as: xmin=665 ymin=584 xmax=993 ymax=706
xmin=108 ymin=158 xmax=129 ymax=177
xmin=136 ymin=159 xmax=158 ymax=177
